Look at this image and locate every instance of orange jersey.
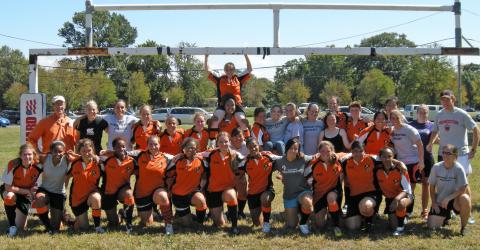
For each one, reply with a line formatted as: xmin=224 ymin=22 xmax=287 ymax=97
xmin=342 ymin=155 xmax=377 ymax=196
xmin=305 ymin=158 xmax=342 ymax=202
xmin=101 ymin=156 xmax=135 ymax=195
xmin=219 ymin=117 xmax=251 ymax=137
xmin=335 ymin=111 xmax=349 ymax=130
xmin=68 ymin=160 xmax=101 ymax=207
xmin=357 ymin=125 xmax=391 ymax=155
xmin=185 ymin=127 xmax=209 ymax=151
xmin=205 ymin=149 xmax=242 ymax=192
xmin=2 ymin=160 xmax=41 ymax=189
xmin=168 ymin=157 xmax=205 ymax=196
xmin=241 ymin=152 xmax=274 ymax=195
xmin=208 ymin=72 xmax=251 ymax=106
xmin=252 ymin=123 xmax=270 ymax=145
xmin=27 ymin=114 xmax=77 ymax=153
xmin=159 ymin=129 xmax=184 ymax=155
xmin=134 ymin=152 xmax=171 ymax=198
xmin=131 ymin=121 xmax=161 ymax=150
xmin=375 ymin=167 xmax=411 ymax=199
xmin=346 ymin=119 xmax=370 ymax=142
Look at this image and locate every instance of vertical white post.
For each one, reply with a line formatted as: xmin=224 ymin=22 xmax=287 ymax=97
xmin=454 ymin=0 xmax=462 ymax=107
xmin=273 ymin=9 xmax=280 ymax=48
xmin=28 ymin=55 xmax=38 ymax=93
xmin=86 ymin=0 xmax=94 ymax=47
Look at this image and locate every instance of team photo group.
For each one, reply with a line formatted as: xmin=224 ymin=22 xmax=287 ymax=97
xmin=2 ymin=56 xmax=478 ymax=239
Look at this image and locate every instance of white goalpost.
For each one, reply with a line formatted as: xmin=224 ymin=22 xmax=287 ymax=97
xmin=22 ymin=1 xmax=479 ymax=142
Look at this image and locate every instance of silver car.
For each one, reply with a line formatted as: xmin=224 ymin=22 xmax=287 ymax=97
xmin=151 ymin=108 xmax=170 ymax=122
xmin=168 ymin=107 xmax=212 ymax=125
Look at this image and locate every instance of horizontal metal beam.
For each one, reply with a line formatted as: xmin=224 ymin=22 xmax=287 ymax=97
xmin=92 ymin=3 xmax=453 ymax=12
xmin=29 ymin=47 xmax=480 ymax=57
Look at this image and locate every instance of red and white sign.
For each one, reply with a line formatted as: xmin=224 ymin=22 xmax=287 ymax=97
xmin=20 ymin=93 xmax=46 ymax=144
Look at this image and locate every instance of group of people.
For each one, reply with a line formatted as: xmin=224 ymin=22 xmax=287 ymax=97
xmin=1 ymin=56 xmax=478 ymax=238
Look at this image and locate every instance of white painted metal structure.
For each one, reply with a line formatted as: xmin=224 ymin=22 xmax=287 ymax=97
xmin=29 ymin=1 xmax=479 ymax=103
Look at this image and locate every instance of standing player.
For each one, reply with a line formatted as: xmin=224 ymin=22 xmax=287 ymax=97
xmin=426 ymin=90 xmax=479 ymax=224
xmin=375 ymin=147 xmax=412 ymax=236
xmin=131 ymin=105 xmax=161 ymax=150
xmin=284 ymin=103 xmax=304 ymax=151
xmin=319 ymin=112 xmax=350 ymax=153
xmin=66 ymin=139 xmax=104 ymax=233
xmin=265 ymin=105 xmax=289 ymax=155
xmin=251 ymin=107 xmax=272 ymax=151
xmin=159 ymin=116 xmax=185 ymax=155
xmin=103 ymin=99 xmax=139 ymax=150
xmin=185 ymin=113 xmax=209 ymax=151
xmin=100 ymin=138 xmax=135 ymax=233
xmin=357 ymin=111 xmax=391 ymax=156
xmin=28 ymin=95 xmax=77 ymax=153
xmin=1 ymin=144 xmax=42 ymax=237
xmin=74 ymin=100 xmax=108 ymax=154
xmin=410 ymin=104 xmax=435 ymax=219
xmin=305 ymin=141 xmax=343 ymax=237
xmin=302 ymin=103 xmax=324 ymax=155
xmin=345 ymin=102 xmax=370 ymax=143
xmin=327 ymin=96 xmax=349 ymax=130
xmin=205 ymin=55 xmax=252 ymax=140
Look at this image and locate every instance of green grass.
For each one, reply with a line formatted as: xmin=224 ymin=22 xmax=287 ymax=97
xmin=0 ymin=126 xmax=479 ymax=249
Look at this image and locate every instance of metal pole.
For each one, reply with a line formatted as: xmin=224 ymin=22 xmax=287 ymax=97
xmin=454 ymin=0 xmax=462 ymax=107
xmin=86 ymin=0 xmax=93 ymax=47
xmin=273 ymin=9 xmax=280 ymax=48
xmin=28 ymin=55 xmax=38 ymax=93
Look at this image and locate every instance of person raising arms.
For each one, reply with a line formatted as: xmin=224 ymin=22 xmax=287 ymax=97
xmin=205 ymin=55 xmax=252 ymax=141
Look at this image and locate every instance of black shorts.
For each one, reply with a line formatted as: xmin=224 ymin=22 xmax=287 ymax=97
xmin=172 ymin=191 xmax=200 ymax=209
xmin=37 ymin=187 xmax=66 ymax=211
xmin=429 ymin=200 xmax=460 ymax=218
xmin=216 ymin=105 xmax=245 ymax=115
xmin=406 ymin=163 xmax=422 ymax=183
xmin=102 ymin=184 xmax=131 ymax=210
xmin=71 ymin=200 xmax=89 ymax=217
xmin=314 ymin=187 xmax=343 ymax=213
xmin=247 ymin=189 xmax=275 ymax=210
xmin=1 ymin=184 xmax=31 ymax=215
xmin=346 ymin=191 xmax=378 ymax=218
xmin=422 ymin=153 xmax=434 ymax=178
xmin=135 ymin=194 xmax=154 ymax=212
xmin=206 ymin=191 xmax=224 ymax=209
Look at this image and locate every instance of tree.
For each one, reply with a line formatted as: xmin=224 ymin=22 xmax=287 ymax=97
xmin=278 ymin=79 xmax=311 ymax=105
xmin=88 ymin=72 xmax=117 ymax=109
xmin=165 ymin=86 xmax=185 ymax=106
xmin=0 ymin=46 xmax=29 ymax=108
xmin=319 ymin=79 xmax=352 ymax=106
xmin=242 ymin=76 xmax=273 ymax=107
xmin=126 ymin=72 xmax=150 ymax=108
xmin=3 ymin=82 xmax=28 ymax=109
xmin=356 ymin=69 xmax=395 ymax=109
xmin=463 ymin=63 xmax=480 ymax=108
xmin=173 ymin=42 xmax=206 ymax=106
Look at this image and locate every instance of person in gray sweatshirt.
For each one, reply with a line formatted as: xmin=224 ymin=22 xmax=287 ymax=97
xmin=284 ymin=103 xmax=304 ymax=152
xmin=265 ymin=104 xmax=289 ymax=155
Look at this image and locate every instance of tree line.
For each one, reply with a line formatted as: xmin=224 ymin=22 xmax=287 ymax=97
xmin=1 ymin=11 xmax=480 ymax=112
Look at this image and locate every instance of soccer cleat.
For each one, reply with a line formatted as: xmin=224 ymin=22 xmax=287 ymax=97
xmin=299 ymin=224 xmax=310 ymax=235
xmin=95 ymin=226 xmax=106 ymax=234
xmin=334 ymin=226 xmax=343 ymax=237
xmin=460 ymin=227 xmax=467 ymax=236
xmin=7 ymin=226 xmax=17 ymax=238
xmin=230 ymin=227 xmax=240 ymax=235
xmin=393 ymin=226 xmax=405 ymax=236
xmin=262 ymin=222 xmax=271 ymax=233
xmin=165 ymin=224 xmax=174 ymax=235
xmin=125 ymin=224 xmax=133 ymax=234
xmin=468 ymin=216 xmax=475 ymax=225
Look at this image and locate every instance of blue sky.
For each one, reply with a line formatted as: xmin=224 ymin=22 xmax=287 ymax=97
xmin=1 ymin=0 xmax=479 ymax=79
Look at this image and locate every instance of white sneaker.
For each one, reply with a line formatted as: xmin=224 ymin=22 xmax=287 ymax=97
xmin=262 ymin=222 xmax=271 ymax=233
xmin=7 ymin=226 xmax=17 ymax=238
xmin=393 ymin=226 xmax=404 ymax=236
xmin=299 ymin=224 xmax=310 ymax=235
xmin=468 ymin=216 xmax=475 ymax=224
xmin=165 ymin=224 xmax=174 ymax=235
xmin=95 ymin=226 xmax=106 ymax=234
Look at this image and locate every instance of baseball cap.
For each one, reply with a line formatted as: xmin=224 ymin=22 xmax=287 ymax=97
xmin=440 ymin=90 xmax=454 ymax=99
xmin=52 ymin=95 xmax=66 ymax=103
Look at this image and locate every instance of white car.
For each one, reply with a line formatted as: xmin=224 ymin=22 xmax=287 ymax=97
xmin=151 ymin=108 xmax=170 ymax=122
xmin=338 ymin=106 xmax=375 ymax=121
xmin=168 ymin=107 xmax=212 ymax=125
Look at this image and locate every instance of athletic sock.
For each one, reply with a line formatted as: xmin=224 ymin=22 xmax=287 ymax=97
xmin=328 ymin=202 xmax=340 ymax=227
xmin=261 ymin=206 xmax=272 ymax=223
xmin=160 ymin=205 xmax=173 ymax=225
xmin=300 ymin=207 xmax=311 ymax=225
xmin=238 ymin=199 xmax=247 ymax=215
xmin=5 ymin=205 xmax=16 ymax=227
xmin=92 ymin=209 xmax=101 ymax=227
xmin=195 ymin=208 xmax=207 ymax=224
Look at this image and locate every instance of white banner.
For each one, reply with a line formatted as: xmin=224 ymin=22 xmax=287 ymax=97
xmin=20 ymin=93 xmax=46 ymax=144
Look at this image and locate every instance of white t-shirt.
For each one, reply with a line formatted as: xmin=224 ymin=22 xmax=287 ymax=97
xmin=103 ymin=114 xmax=139 ymax=150
xmin=391 ymin=124 xmax=421 ymax=164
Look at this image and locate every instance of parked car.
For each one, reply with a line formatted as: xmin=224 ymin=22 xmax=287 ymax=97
xmin=403 ymin=104 xmax=442 ymax=121
xmin=169 ymin=107 xmax=212 ymax=125
xmin=100 ymin=108 xmax=134 ymax=116
xmin=338 ymin=106 xmax=375 ymax=121
xmin=151 ymin=108 xmax=170 ymax=122
xmin=0 ymin=116 xmax=10 ymax=127
xmin=0 ymin=110 xmax=20 ymax=124
xmin=475 ymin=113 xmax=480 ymax=122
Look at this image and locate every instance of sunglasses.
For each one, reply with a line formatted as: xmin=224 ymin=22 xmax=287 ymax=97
xmin=442 ymin=151 xmax=455 ymax=156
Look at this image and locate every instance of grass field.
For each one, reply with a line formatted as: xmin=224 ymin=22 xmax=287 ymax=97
xmin=0 ymin=126 xmax=478 ymax=249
